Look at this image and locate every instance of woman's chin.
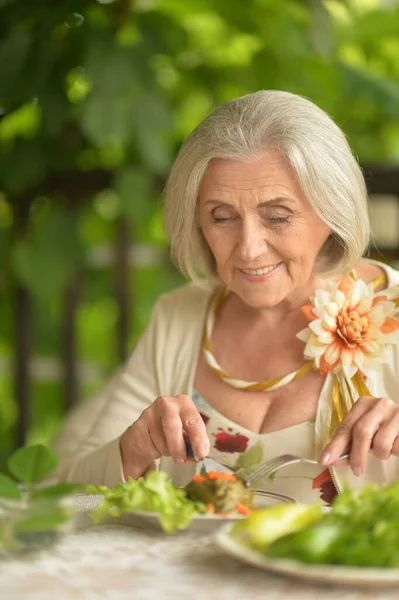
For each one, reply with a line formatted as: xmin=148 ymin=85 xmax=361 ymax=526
xmin=233 ymin=287 xmax=288 ymax=311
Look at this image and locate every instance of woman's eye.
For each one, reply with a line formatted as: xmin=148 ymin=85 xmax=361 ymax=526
xmin=212 ymin=216 xmax=231 ymax=223
xmin=211 ymin=208 xmax=234 ymax=223
xmin=268 ymin=216 xmax=290 ymax=224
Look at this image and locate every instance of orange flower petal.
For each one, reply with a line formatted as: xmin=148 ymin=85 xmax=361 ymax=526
xmin=320 ymin=354 xmax=338 ymax=374
xmin=380 ymin=316 xmax=399 ymax=335
xmin=337 ymin=276 xmax=353 ymax=296
xmin=324 ymin=341 xmax=341 ymax=365
xmin=372 ymin=295 xmax=388 ymax=307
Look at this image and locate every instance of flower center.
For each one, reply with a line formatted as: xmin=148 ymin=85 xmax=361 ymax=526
xmin=336 ymin=309 xmax=369 ymax=347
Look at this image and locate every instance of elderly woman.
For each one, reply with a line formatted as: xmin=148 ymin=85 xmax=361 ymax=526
xmin=52 ymin=90 xmax=399 ymax=505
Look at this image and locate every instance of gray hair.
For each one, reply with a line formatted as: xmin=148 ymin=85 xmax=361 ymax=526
xmin=164 ymin=90 xmax=370 ymax=284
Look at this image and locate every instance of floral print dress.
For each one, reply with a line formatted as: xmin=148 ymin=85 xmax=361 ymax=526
xmin=192 ymin=389 xmax=338 ymax=506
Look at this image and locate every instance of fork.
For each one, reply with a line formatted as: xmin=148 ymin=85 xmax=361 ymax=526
xmin=185 ymin=440 xmax=349 ymax=489
xmin=239 ymin=452 xmax=350 ymax=489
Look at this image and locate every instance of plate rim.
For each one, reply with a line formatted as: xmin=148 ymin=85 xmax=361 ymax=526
xmin=215 ymin=523 xmax=399 ymax=587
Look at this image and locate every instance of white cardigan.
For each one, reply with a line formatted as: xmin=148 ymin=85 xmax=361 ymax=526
xmin=52 ymin=260 xmax=399 ymax=492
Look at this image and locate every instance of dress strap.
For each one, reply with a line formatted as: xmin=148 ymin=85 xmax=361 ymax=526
xmin=350 ymin=269 xmax=387 ymax=291
xmin=371 ymin=273 xmax=387 ymax=290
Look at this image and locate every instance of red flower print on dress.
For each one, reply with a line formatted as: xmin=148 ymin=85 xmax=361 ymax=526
xmin=199 ymin=412 xmax=210 ymax=425
xmin=213 ymin=428 xmax=249 ymax=453
xmin=312 ymin=468 xmax=337 ymax=506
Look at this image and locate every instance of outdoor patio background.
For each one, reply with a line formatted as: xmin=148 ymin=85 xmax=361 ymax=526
xmin=1 ymin=0 xmax=399 ymax=471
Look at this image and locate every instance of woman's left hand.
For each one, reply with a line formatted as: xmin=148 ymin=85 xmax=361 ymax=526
xmin=320 ymin=396 xmax=399 ymax=476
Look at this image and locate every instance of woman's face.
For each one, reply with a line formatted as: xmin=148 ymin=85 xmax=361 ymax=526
xmin=198 ymin=149 xmax=331 ymax=311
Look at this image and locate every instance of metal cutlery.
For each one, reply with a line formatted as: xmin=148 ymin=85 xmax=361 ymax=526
xmin=240 ymin=452 xmax=349 ymax=489
xmin=185 ymin=440 xmax=349 ymax=488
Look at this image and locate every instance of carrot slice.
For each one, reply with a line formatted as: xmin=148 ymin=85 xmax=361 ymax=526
xmin=235 ymin=503 xmax=251 ymax=516
xmin=192 ymin=474 xmax=206 ymax=483
xmin=207 ymin=471 xmax=237 ymax=481
xmin=205 ymin=503 xmax=215 ymax=513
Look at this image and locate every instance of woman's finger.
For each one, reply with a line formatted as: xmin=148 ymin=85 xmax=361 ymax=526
xmin=180 ymin=400 xmax=209 ymax=459
xmin=120 ymin=419 xmax=161 ymax=479
xmin=148 ymin=423 xmax=171 ymax=458
xmin=349 ymin=398 xmax=396 ymax=475
xmin=161 ymin=409 xmax=186 ymax=464
xmin=349 ymin=418 xmax=380 ymax=476
xmin=320 ymin=396 xmax=374 ymax=466
xmin=129 ymin=417 xmax=161 ymax=461
xmin=371 ymin=407 xmax=399 ymax=460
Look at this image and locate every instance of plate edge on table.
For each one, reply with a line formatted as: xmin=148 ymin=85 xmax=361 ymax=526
xmin=215 ymin=523 xmax=399 ymax=587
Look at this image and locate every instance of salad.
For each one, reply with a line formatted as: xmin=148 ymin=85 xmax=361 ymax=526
xmin=231 ymin=479 xmax=399 ymax=567
xmin=87 ymin=470 xmax=254 ymax=534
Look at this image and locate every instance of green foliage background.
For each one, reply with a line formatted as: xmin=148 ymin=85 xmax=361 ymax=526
xmin=1 ymin=0 xmax=399 ymax=468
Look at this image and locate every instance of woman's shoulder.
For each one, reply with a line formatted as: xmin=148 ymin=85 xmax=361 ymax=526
xmin=356 ymin=258 xmax=399 ymax=290
xmin=154 ymin=280 xmax=216 ymax=316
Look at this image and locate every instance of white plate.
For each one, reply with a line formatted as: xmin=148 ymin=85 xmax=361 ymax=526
xmin=216 ymin=524 xmax=399 ymax=587
xmin=110 ymin=490 xmax=297 ymax=534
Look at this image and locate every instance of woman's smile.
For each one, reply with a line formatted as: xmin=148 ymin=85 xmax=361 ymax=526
xmin=238 ymin=262 xmax=282 ymax=283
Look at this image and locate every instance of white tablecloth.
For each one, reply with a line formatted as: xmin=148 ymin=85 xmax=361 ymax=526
xmin=1 ymin=495 xmax=399 ymax=600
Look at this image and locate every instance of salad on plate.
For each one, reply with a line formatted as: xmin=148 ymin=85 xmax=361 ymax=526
xmin=220 ymin=479 xmax=399 ymax=570
xmin=86 ymin=469 xmax=259 ymax=534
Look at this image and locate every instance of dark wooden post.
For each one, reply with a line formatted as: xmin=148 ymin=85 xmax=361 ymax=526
xmin=12 ymin=199 xmax=32 ymax=448
xmin=115 ymin=216 xmax=131 ymax=362
xmin=363 ymin=165 xmax=399 ymax=196
xmin=363 ymin=164 xmax=399 ymax=261
xmin=61 ymin=271 xmax=81 ymax=410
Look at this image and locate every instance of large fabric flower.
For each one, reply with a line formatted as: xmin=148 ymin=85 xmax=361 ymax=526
xmin=297 ymin=276 xmax=399 ymax=378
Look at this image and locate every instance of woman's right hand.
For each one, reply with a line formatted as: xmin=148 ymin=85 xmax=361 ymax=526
xmin=119 ymin=394 xmax=210 ymax=480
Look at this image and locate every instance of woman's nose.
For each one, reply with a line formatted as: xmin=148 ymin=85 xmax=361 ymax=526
xmin=235 ymin=220 xmax=267 ymax=262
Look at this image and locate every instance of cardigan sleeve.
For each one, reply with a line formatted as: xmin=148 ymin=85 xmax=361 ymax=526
xmin=49 ymin=297 xmax=166 ymax=487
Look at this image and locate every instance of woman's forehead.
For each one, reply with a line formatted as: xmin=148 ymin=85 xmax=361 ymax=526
xmin=200 ymin=150 xmax=303 ymax=199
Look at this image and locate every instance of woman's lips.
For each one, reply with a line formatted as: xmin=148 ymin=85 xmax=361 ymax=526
xmin=238 ymin=262 xmax=281 ymax=282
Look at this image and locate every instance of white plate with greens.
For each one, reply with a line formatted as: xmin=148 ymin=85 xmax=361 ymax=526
xmin=129 ymin=490 xmax=296 ymax=534
xmin=216 ymin=526 xmax=399 ymax=587
xmin=215 ymin=482 xmax=399 ymax=587
xmin=80 ymin=472 xmax=296 ymax=535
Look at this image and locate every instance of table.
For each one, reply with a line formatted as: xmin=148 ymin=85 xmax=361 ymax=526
xmin=1 ymin=496 xmax=399 ymax=600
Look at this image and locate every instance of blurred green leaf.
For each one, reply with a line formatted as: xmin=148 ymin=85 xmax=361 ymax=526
xmin=0 ymin=473 xmax=21 ymax=499
xmin=84 ymin=32 xmax=139 ymax=94
xmin=30 ymin=483 xmax=81 ymax=500
xmin=8 ymin=444 xmax=58 ymax=484
xmin=342 ymin=64 xmax=399 ymax=117
xmin=11 ymin=204 xmax=83 ymax=301
xmin=136 ymin=92 xmax=173 ymax=172
xmin=234 ymin=441 xmax=263 ymax=472
xmin=0 ymin=140 xmax=46 ymax=194
xmin=0 ymin=25 xmax=32 ymax=104
xmin=15 ymin=510 xmax=69 ymax=532
xmin=115 ymin=166 xmax=154 ymax=226
xmin=82 ymin=88 xmax=137 ymax=147
xmin=37 ymin=88 xmax=70 ymax=138
xmin=0 ymin=102 xmax=41 ymax=143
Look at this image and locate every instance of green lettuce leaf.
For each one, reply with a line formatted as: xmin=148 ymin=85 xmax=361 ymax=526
xmin=86 ymin=471 xmax=206 ymax=534
xmin=266 ymin=480 xmax=399 ymax=567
